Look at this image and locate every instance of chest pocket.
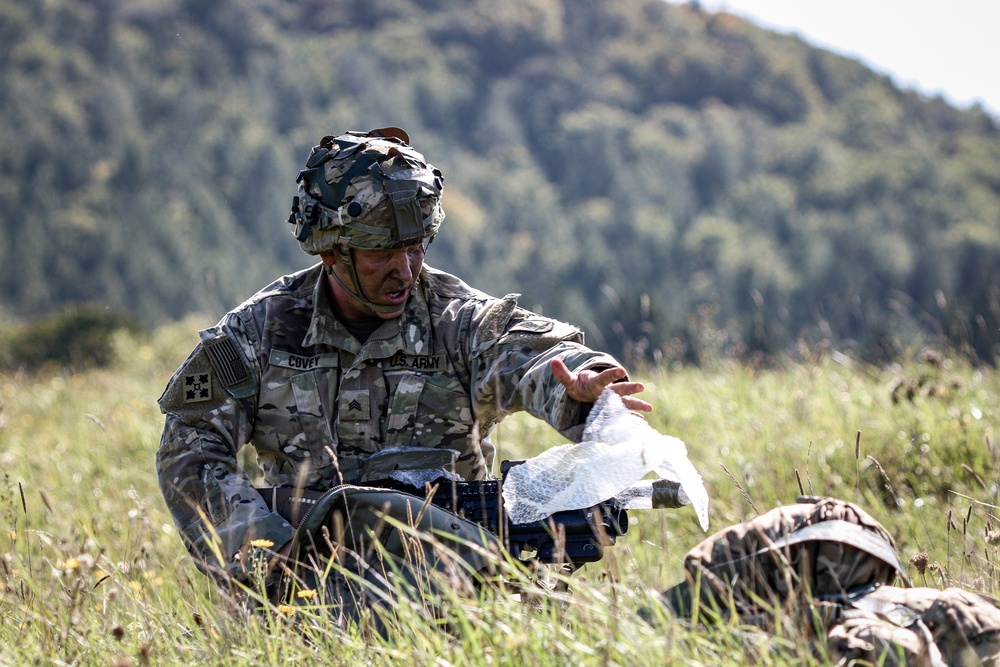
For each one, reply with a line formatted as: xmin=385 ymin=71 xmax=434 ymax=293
xmin=289 ymin=371 xmax=336 ymax=469
xmin=256 ymin=352 xmax=339 ymax=484
xmin=384 ymin=372 xmax=474 ymax=450
xmin=384 ymin=375 xmax=425 ymax=449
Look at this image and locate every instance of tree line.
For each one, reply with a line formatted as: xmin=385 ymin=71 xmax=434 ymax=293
xmin=1 ymin=0 xmax=998 ymax=366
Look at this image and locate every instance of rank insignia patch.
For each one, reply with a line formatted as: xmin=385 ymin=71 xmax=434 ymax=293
xmin=183 ymin=372 xmax=212 ymax=403
xmin=340 ymin=390 xmax=370 ymax=421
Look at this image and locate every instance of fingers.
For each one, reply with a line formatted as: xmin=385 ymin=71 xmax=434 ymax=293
xmin=620 ymin=395 xmax=653 ymax=413
xmin=609 ymin=380 xmax=645 ymax=396
xmin=549 ymin=358 xmax=573 ymax=386
xmin=550 ymin=359 xmax=652 ymax=410
xmin=593 ymin=365 xmax=628 ymax=386
xmin=593 ymin=373 xmax=652 ymax=412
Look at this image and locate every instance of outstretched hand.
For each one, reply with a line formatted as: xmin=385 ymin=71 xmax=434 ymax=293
xmin=549 ymin=359 xmax=652 ymax=413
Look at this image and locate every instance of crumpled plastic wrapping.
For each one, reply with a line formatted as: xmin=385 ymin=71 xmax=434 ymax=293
xmin=501 ymin=389 xmax=710 ymax=530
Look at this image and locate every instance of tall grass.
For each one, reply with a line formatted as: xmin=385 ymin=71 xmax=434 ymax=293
xmin=0 ymin=322 xmax=997 ymax=665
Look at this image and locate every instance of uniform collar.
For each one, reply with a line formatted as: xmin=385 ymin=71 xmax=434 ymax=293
xmin=303 ymin=267 xmax=434 ymax=360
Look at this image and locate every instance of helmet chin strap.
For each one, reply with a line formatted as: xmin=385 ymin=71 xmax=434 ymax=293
xmin=327 ymin=246 xmax=405 ymax=317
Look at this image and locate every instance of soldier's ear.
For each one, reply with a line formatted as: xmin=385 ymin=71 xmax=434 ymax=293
xmin=319 ymin=252 xmax=337 ymax=269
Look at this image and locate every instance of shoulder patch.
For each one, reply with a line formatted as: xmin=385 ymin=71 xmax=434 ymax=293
xmin=204 ymin=335 xmax=253 ymax=393
xmin=158 ymin=345 xmax=232 ymax=425
xmin=181 ymin=370 xmax=214 ymax=403
xmin=197 ymin=332 xmax=257 ymax=399
xmin=507 ymin=317 xmax=554 ymax=334
xmin=497 ymin=315 xmax=583 ymax=351
xmin=472 ymin=294 xmax=520 ymax=354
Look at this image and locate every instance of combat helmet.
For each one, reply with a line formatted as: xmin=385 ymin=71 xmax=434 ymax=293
xmin=288 ymin=127 xmax=445 ymax=314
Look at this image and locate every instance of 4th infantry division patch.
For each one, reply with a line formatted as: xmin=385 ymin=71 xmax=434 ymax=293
xmin=183 ymin=372 xmax=212 ymax=403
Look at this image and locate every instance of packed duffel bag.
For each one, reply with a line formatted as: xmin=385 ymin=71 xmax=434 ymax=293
xmin=660 ymin=496 xmax=1000 ymax=665
xmin=662 ymin=496 xmax=908 ymax=622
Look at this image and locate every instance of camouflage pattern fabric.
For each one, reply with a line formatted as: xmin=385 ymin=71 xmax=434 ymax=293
xmin=663 ymin=497 xmax=903 ymax=622
xmin=660 ymin=498 xmax=1000 ymax=665
xmin=290 ymin=129 xmax=445 ymax=254
xmin=156 ymin=264 xmax=623 ymax=581
xmin=828 ymin=585 xmax=1000 ymax=667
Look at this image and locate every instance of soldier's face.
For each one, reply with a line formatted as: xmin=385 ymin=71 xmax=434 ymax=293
xmin=325 ymin=245 xmax=425 ymax=320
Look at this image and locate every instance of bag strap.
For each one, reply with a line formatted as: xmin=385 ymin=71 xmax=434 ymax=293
xmin=841 ymin=590 xmax=924 ymax=627
xmin=259 ymin=486 xmax=326 ymax=527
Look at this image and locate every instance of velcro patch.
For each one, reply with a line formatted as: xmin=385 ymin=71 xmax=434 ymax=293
xmin=472 ymin=294 xmax=520 ymax=354
xmin=269 ymin=349 xmax=339 ymax=371
xmin=340 ymin=390 xmax=370 ymax=421
xmin=204 ymin=335 xmax=251 ymax=388
xmin=498 ymin=316 xmax=584 ymax=351
xmin=183 ymin=372 xmax=213 ymax=403
xmin=385 ymin=352 xmax=445 ymax=373
xmin=507 ymin=317 xmax=555 ymax=334
xmin=158 ymin=345 xmax=229 ymax=424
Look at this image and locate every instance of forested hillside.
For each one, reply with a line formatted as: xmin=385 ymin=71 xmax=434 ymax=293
xmin=2 ymin=0 xmax=999 ymax=365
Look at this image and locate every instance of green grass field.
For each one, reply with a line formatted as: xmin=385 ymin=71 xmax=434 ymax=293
xmin=1 ymin=322 xmax=997 ymax=665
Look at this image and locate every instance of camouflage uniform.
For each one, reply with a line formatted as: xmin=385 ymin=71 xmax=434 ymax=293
xmin=156 ymin=262 xmax=623 ymax=581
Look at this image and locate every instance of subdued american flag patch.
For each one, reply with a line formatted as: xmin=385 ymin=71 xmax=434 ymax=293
xmin=204 ymin=335 xmax=251 ymax=389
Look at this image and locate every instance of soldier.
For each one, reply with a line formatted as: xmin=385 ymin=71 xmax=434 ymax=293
xmin=155 ymin=127 xmax=650 ymax=613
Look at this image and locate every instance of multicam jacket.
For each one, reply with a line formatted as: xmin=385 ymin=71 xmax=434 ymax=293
xmin=156 ymin=264 xmax=624 ymax=579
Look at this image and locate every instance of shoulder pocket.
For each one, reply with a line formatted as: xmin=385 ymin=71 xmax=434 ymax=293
xmin=158 ymin=344 xmax=231 ymax=424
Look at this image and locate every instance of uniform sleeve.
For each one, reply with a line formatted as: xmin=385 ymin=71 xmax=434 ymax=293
xmin=155 ymin=322 xmax=294 ymax=582
xmin=468 ymin=296 xmax=625 ymax=442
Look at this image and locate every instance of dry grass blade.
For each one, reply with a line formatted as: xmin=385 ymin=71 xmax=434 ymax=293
xmin=720 ymin=463 xmax=759 ymax=516
xmin=962 ymin=464 xmax=988 ymax=492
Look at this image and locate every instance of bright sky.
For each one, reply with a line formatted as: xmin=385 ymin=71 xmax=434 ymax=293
xmin=682 ymin=0 xmax=1000 ymax=117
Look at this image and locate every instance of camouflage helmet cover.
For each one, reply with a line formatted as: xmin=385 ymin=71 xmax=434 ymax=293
xmin=288 ymin=127 xmax=445 ymax=254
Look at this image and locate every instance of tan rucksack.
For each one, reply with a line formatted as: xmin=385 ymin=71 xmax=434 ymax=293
xmin=661 ymin=497 xmax=1000 ymax=665
xmin=663 ymin=496 xmax=908 ymax=622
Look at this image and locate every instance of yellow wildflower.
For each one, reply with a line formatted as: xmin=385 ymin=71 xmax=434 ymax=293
xmin=277 ymin=604 xmax=296 ymax=615
xmin=63 ymin=557 xmax=80 ymax=570
xmin=296 ymin=589 xmax=317 ymax=600
xmin=250 ymin=539 xmax=275 ymax=549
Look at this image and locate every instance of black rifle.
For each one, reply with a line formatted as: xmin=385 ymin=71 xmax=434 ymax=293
xmin=261 ymin=460 xmax=684 ymax=569
xmin=371 ymin=460 xmax=628 ymax=568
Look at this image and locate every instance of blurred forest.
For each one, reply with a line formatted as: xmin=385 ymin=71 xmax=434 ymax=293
xmin=2 ymin=0 xmax=999 ymax=366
